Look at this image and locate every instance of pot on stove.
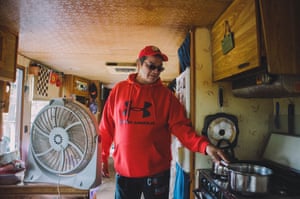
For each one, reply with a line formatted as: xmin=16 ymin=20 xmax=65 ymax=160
xmin=212 ymin=161 xmax=228 ymax=178
xmin=222 ymin=161 xmax=273 ymax=195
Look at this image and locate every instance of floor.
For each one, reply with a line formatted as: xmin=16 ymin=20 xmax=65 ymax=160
xmin=96 ymin=157 xmax=116 ymax=198
xmin=95 ymin=157 xmax=148 ymax=199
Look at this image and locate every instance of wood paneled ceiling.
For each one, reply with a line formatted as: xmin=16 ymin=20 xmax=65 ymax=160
xmin=0 ymin=0 xmax=232 ymax=85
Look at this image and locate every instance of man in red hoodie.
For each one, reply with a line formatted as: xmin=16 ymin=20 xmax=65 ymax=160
xmin=99 ymin=45 xmax=228 ymax=199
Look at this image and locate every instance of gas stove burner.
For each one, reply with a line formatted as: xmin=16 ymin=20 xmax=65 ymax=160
xmin=272 ymin=186 xmax=289 ymax=196
xmin=269 ymin=173 xmax=300 ymax=197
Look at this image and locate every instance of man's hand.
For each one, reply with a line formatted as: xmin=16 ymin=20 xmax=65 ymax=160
xmin=205 ymin=144 xmax=229 ymax=164
xmin=102 ymin=159 xmax=110 ymax=178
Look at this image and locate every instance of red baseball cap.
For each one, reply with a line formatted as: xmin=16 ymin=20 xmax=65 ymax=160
xmin=138 ymin=45 xmax=168 ymax=61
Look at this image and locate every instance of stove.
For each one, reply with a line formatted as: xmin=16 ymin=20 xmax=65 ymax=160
xmin=194 ymin=133 xmax=300 ymax=199
xmin=195 ymin=168 xmax=300 ymax=199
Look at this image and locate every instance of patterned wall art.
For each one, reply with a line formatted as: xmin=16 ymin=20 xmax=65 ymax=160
xmin=36 ymin=66 xmax=51 ymax=97
xmin=32 ymin=65 xmax=62 ymax=100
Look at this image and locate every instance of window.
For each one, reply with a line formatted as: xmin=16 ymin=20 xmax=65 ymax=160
xmin=2 ymin=68 xmax=24 ymax=153
xmin=30 ymin=100 xmax=49 ymax=125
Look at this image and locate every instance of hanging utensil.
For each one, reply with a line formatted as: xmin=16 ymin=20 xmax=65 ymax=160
xmin=218 ymin=87 xmax=224 ymax=110
xmin=288 ymin=103 xmax=295 ymax=134
xmin=274 ymin=102 xmax=280 ymax=129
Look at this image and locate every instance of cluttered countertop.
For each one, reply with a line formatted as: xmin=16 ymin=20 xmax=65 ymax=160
xmin=0 ymin=151 xmax=93 ymax=198
xmin=0 ymin=151 xmax=24 ymax=185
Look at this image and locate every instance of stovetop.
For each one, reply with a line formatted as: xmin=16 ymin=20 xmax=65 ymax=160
xmin=197 ymin=169 xmax=300 ymax=199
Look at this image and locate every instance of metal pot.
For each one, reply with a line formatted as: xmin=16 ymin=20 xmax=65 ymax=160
xmin=212 ymin=161 xmax=229 ymax=177
xmin=226 ymin=162 xmax=273 ymax=195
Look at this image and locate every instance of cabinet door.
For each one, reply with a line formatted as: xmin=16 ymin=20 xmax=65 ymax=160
xmin=0 ymin=28 xmax=18 ymax=82
xmin=259 ymin=0 xmax=300 ymax=75
xmin=211 ymin=0 xmax=261 ymax=81
xmin=73 ymin=76 xmax=89 ymax=97
xmin=63 ymin=75 xmax=90 ymax=98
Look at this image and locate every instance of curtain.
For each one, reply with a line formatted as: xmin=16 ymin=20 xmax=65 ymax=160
xmin=178 ymin=33 xmax=191 ymax=73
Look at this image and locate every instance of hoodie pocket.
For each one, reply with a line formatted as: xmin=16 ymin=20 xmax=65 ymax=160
xmin=149 ymin=143 xmax=170 ymax=167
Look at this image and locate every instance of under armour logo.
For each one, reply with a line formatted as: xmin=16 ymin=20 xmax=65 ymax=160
xmin=123 ymin=101 xmax=152 ymax=118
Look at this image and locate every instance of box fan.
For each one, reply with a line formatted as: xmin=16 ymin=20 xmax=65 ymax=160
xmin=24 ymin=98 xmax=101 ymax=189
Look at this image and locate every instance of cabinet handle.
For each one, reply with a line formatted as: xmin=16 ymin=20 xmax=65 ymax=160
xmin=238 ymin=62 xmax=250 ymax=69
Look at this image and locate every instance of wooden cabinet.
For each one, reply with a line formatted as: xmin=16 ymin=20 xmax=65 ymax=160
xmin=211 ymin=0 xmax=300 ymax=81
xmin=211 ymin=0 xmax=260 ymax=81
xmin=259 ymin=0 xmax=300 ymax=75
xmin=63 ymin=75 xmax=90 ymax=98
xmin=0 ymin=81 xmax=10 ymax=113
xmin=0 ymin=27 xmax=18 ymax=82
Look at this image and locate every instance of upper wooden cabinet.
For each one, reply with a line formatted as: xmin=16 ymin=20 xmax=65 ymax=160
xmin=211 ymin=0 xmax=300 ymax=81
xmin=259 ymin=0 xmax=300 ymax=75
xmin=63 ymin=74 xmax=90 ymax=98
xmin=0 ymin=27 xmax=18 ymax=82
xmin=211 ymin=0 xmax=260 ymax=81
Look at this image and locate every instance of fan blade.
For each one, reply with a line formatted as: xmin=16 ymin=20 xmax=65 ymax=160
xmin=68 ymin=141 xmax=84 ymax=157
xmin=65 ymin=121 xmax=81 ymax=131
xmin=33 ymin=123 xmax=50 ymax=138
xmin=58 ymin=149 xmax=65 ymax=172
xmin=40 ymin=110 xmax=53 ymax=132
xmin=36 ymin=146 xmax=54 ymax=157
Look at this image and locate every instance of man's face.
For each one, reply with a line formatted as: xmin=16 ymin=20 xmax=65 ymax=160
xmin=137 ymin=55 xmax=164 ymax=84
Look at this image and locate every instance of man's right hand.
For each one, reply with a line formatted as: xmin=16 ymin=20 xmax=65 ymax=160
xmin=206 ymin=144 xmax=230 ymax=164
xmin=102 ymin=159 xmax=110 ymax=178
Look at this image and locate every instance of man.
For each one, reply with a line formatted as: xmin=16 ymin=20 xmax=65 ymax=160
xmin=99 ymin=45 xmax=228 ymax=199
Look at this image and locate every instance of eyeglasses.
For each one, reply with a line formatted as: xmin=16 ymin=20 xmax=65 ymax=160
xmin=144 ymin=62 xmax=165 ymax=72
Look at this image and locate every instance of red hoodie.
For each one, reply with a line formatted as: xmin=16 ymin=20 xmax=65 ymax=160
xmin=99 ymin=73 xmax=210 ymax=177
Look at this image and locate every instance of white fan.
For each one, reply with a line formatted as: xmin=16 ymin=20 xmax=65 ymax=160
xmin=24 ymin=98 xmax=101 ymax=189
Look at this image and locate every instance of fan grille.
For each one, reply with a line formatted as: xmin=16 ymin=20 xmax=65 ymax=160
xmin=30 ymin=99 xmax=97 ymax=175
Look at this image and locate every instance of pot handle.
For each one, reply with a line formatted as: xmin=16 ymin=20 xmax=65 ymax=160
xmin=193 ymin=189 xmax=203 ymax=199
xmin=220 ymin=160 xmax=229 ymax=167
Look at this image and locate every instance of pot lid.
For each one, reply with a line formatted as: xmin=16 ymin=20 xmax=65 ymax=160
xmin=202 ymin=113 xmax=239 ymax=148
